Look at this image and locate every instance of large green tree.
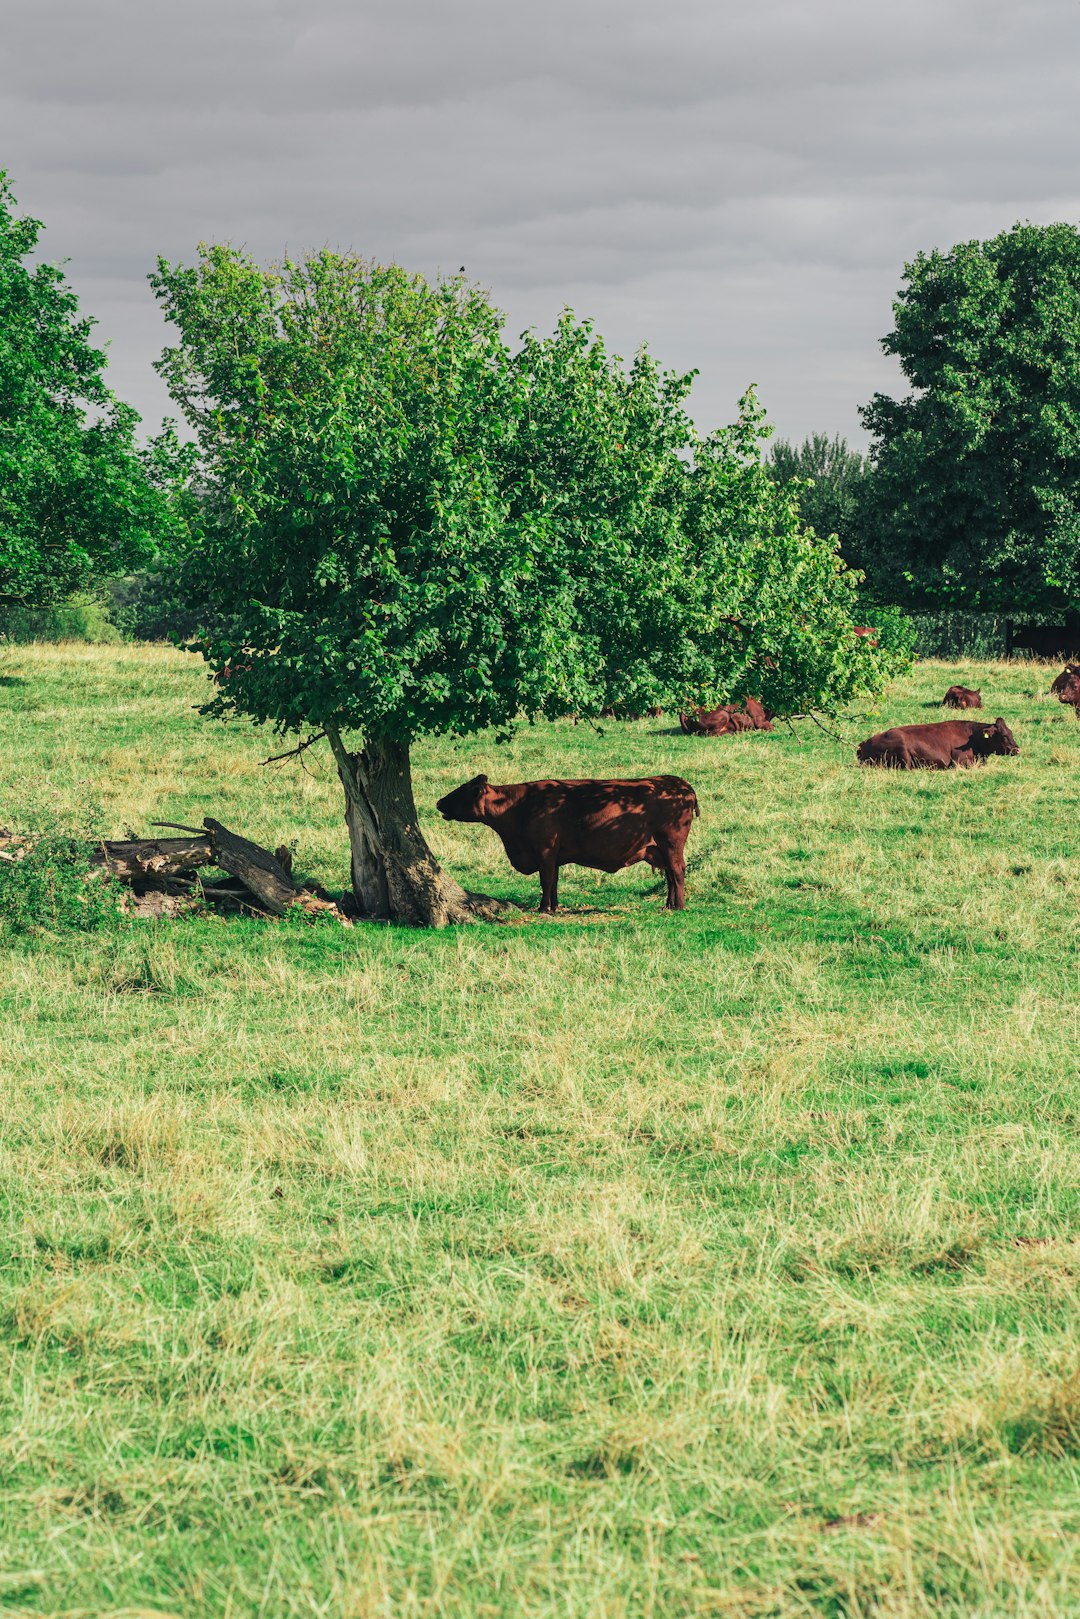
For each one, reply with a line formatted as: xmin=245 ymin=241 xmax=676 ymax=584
xmin=0 ymin=174 xmax=166 ymax=604
xmin=859 ymin=222 xmax=1080 ymax=613
xmin=151 ymin=246 xmax=906 ymax=926
xmin=767 ymin=433 xmax=867 ymax=568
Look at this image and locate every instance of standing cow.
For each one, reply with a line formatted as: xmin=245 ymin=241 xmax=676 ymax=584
xmin=436 ymin=774 xmax=699 ymax=912
xmin=856 ymin=717 xmax=1019 ymax=769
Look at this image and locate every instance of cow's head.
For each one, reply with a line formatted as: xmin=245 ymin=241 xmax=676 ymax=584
xmin=972 ymin=717 xmax=1019 ymax=757
xmin=436 ymin=774 xmax=491 ymax=822
xmin=1051 ymin=664 xmax=1080 ymax=703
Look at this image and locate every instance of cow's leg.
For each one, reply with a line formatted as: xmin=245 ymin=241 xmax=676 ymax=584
xmin=651 ymin=836 xmax=686 ymax=910
xmin=539 ymin=855 xmax=559 ymax=913
xmin=665 ymin=850 xmax=686 ymax=910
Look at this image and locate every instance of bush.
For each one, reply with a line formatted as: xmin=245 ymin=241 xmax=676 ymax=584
xmin=106 ymin=566 xmax=229 ymax=644
xmin=0 ymin=592 xmax=121 ymax=645
xmin=905 ymin=611 xmax=1009 ymax=661
xmin=858 ymin=604 xmax=917 ymax=680
xmin=0 ymin=800 xmax=124 ymax=935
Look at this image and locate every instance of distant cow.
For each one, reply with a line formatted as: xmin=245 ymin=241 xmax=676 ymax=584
xmin=680 ymin=696 xmax=773 ymax=736
xmin=942 ymin=685 xmax=983 ymax=709
xmin=856 ymin=717 xmax=1019 ymax=770
xmin=1008 ymin=624 xmax=1080 ymax=660
xmin=1051 ymin=664 xmax=1080 ymax=714
xmin=436 ymin=774 xmax=699 ymax=912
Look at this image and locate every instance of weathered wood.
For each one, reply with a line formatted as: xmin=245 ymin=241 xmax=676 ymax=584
xmin=2 ymin=816 xmax=351 ymax=925
xmin=203 ymin=818 xmax=299 ymax=915
xmin=93 ymin=837 xmax=213 ymax=881
xmin=203 ymin=818 xmax=351 ymax=924
xmin=127 ymin=890 xmax=201 ymax=920
xmin=0 ymin=830 xmax=29 ymax=863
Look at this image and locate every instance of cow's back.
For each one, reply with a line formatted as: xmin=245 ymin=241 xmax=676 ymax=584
xmin=505 ymin=776 xmax=697 ymax=872
xmin=857 ymin=720 xmax=980 ymax=767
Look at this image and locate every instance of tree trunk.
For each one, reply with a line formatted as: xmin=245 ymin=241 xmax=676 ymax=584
xmin=325 ymin=726 xmax=497 ymax=927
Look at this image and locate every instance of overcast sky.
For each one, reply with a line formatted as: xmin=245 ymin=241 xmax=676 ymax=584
xmin=3 ymin=0 xmax=1079 ymax=447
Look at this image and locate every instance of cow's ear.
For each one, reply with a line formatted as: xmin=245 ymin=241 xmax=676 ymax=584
xmin=994 ymin=717 xmax=1007 ymax=730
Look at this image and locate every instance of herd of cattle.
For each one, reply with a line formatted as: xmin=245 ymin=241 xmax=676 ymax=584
xmin=436 ymin=668 xmax=1080 ymax=913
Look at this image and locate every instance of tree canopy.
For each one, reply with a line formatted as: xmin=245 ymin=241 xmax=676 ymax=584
xmin=859 ymin=222 xmax=1080 ymax=613
xmin=0 ymin=174 xmax=168 ymax=605
xmin=767 ymin=433 xmax=867 ymax=569
xmin=151 ymin=245 xmax=908 ymax=924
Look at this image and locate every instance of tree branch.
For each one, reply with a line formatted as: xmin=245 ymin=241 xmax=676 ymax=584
xmin=260 ymin=731 xmax=326 ymax=766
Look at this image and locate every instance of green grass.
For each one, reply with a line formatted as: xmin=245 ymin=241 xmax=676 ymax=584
xmin=1 ymin=643 xmax=1078 ymax=1619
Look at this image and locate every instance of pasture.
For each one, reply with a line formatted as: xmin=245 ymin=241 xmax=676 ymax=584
xmin=0 ymin=643 xmax=1078 ymax=1618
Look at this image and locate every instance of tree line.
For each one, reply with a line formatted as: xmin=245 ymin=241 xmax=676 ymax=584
xmin=3 ymin=167 xmax=1079 ymax=920
xmin=768 ymin=222 xmax=1080 ymax=623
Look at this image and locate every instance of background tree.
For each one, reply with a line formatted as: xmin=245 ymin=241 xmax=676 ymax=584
xmin=767 ymin=432 xmax=868 ymax=568
xmin=858 ymin=222 xmax=1080 ymax=614
xmin=152 ymin=247 xmax=908 ymax=927
xmin=0 ymin=173 xmax=168 ymax=605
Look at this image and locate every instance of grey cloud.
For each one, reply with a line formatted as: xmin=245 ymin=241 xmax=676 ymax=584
xmin=2 ymin=0 xmax=1078 ymax=444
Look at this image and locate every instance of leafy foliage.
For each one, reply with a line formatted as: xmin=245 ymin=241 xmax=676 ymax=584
xmin=0 ymin=173 xmax=173 ymax=605
xmin=767 ymin=432 xmax=867 ymax=566
xmin=0 ymin=591 xmax=121 ymax=646
xmin=151 ymin=247 xmax=907 ymax=741
xmin=860 ymin=222 xmax=1080 ymax=612
xmin=906 ymin=611 xmax=1009 ymax=661
xmin=106 ymin=564 xmax=228 ymax=644
xmin=0 ymin=800 xmax=122 ymax=936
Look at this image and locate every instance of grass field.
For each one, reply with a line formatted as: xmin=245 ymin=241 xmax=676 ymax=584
xmin=1 ymin=643 xmax=1078 ymax=1619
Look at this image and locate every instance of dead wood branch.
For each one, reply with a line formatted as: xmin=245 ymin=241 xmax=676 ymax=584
xmin=93 ymin=837 xmax=214 ymax=882
xmin=1 ymin=817 xmax=351 ymax=926
xmin=261 ymin=732 xmax=326 ymax=766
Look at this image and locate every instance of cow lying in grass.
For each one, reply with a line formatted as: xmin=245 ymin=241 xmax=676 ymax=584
xmin=942 ymin=685 xmax=982 ymax=709
xmin=856 ymin=717 xmax=1019 ymax=769
xmin=679 ymin=697 xmax=773 ymax=735
xmin=1050 ymin=664 xmax=1080 ymax=714
xmin=436 ymin=774 xmax=699 ymax=912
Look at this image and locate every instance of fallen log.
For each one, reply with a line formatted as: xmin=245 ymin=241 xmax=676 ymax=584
xmin=1 ymin=816 xmax=351 ymax=925
xmin=201 ymin=819 xmax=351 ymax=923
xmin=202 ymin=818 xmax=304 ymax=915
xmin=92 ymin=836 xmax=213 ymax=882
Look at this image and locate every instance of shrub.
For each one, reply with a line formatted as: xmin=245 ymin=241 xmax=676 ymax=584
xmin=0 ymin=800 xmax=123 ymax=935
xmin=106 ymin=566 xmax=228 ymax=644
xmin=906 ymin=611 xmax=1009 ymax=661
xmin=0 ymin=593 xmax=121 ymax=646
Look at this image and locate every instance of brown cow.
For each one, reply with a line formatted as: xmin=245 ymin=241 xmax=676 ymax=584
xmin=680 ymin=697 xmax=773 ymax=735
xmin=942 ymin=685 xmax=983 ymax=709
xmin=436 ymin=774 xmax=699 ymax=912
xmin=856 ymin=717 xmax=1018 ymax=770
xmin=1051 ymin=664 xmax=1080 ymax=715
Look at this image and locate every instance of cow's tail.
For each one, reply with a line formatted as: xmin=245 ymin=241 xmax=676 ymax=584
xmin=690 ymin=788 xmax=700 ymax=818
